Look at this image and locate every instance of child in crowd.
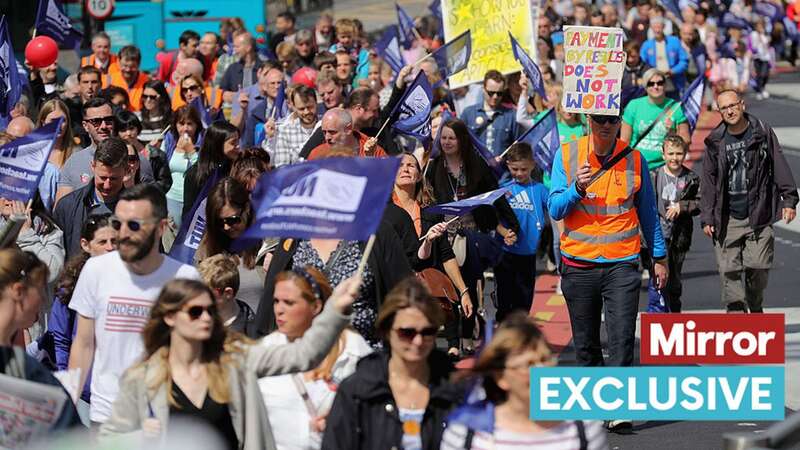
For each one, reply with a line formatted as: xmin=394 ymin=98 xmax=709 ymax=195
xmin=648 ymin=133 xmax=700 ymax=312
xmin=328 ymin=18 xmax=369 ymax=86
xmin=494 ymin=143 xmax=549 ymax=322
xmin=197 ymin=254 xmax=257 ymax=335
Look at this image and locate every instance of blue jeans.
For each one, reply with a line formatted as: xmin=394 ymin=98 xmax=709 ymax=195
xmin=166 ymin=197 xmax=184 ymax=228
xmin=561 ymin=260 xmax=641 ymax=366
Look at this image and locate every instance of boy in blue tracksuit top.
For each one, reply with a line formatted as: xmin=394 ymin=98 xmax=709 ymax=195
xmin=494 ymin=143 xmax=549 ymax=322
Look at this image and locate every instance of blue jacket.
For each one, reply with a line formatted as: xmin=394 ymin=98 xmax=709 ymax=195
xmin=461 ymin=104 xmax=518 ymax=156
xmin=547 ymin=144 xmax=667 ymax=263
xmin=47 ymin=298 xmax=91 ymax=401
xmin=640 ymin=36 xmax=689 ymax=92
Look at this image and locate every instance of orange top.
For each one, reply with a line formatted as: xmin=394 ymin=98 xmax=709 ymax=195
xmin=560 ymin=136 xmax=643 ymax=261
xmin=106 ymin=70 xmax=149 ymax=112
xmin=81 ymin=54 xmax=119 ymax=76
xmin=307 ymin=131 xmax=388 ymax=160
xmin=170 ymin=85 xmax=224 ymax=110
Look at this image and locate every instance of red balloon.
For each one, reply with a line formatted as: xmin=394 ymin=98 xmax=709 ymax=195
xmin=25 ymin=36 xmax=59 ymax=68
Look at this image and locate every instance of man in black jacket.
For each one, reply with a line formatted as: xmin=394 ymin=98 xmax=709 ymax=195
xmin=53 ymin=137 xmax=129 ymax=259
xmin=700 ymin=90 xmax=798 ymax=313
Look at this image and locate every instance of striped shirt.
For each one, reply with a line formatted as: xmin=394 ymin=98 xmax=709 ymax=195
xmin=441 ymin=421 xmax=609 ymax=450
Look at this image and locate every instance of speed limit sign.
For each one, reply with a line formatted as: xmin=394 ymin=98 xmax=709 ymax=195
xmin=86 ymin=0 xmax=115 ymax=20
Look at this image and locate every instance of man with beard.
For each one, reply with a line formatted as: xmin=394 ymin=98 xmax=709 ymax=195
xmin=68 ymin=183 xmax=200 ymax=428
xmin=270 ymin=85 xmax=320 ymax=167
xmin=53 ymin=137 xmax=128 ymax=259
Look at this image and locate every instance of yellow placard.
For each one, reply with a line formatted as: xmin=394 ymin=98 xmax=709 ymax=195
xmin=441 ymin=0 xmax=537 ymax=88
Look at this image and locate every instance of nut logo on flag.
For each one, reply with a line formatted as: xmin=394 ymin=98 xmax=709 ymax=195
xmin=273 ymin=168 xmax=367 ymax=212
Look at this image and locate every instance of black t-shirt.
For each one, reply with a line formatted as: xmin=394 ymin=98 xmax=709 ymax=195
xmin=724 ymin=125 xmax=753 ymax=220
xmin=170 ymin=382 xmax=238 ymax=450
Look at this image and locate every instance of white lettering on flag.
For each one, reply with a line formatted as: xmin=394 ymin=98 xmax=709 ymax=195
xmin=272 ymin=169 xmax=367 ymax=212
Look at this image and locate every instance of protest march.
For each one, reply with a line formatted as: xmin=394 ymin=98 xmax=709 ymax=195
xmin=0 ymin=0 xmax=799 ymax=448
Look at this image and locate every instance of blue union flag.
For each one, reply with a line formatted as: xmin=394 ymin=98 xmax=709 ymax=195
xmin=35 ymin=0 xmax=83 ymax=49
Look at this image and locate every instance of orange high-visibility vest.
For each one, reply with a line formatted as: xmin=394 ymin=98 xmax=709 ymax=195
xmin=560 ymin=136 xmax=643 ymax=261
xmin=81 ymin=54 xmax=119 ymax=76
xmin=107 ymin=70 xmax=149 ymax=112
xmin=170 ymin=85 xmax=224 ymax=110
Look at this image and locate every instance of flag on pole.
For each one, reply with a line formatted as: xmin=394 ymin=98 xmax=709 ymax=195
xmin=509 ymin=32 xmax=547 ymax=100
xmin=0 ymin=16 xmax=24 ymax=124
xmin=466 ymin=126 xmax=506 ymax=179
xmin=662 ymin=0 xmax=684 ymax=22
xmin=270 ymin=80 xmax=288 ymax=120
xmin=35 ymin=0 xmax=83 ymax=49
xmin=396 ymin=3 xmax=417 ymax=49
xmin=189 ymin=96 xmax=223 ymax=129
xmin=517 ymin=109 xmax=560 ymax=173
xmin=424 ymin=188 xmax=509 ymax=216
xmin=390 ymin=71 xmax=433 ymax=146
xmin=233 ymin=157 xmax=401 ymax=245
xmin=429 ymin=30 xmax=472 ymax=81
xmin=374 ymin=26 xmax=406 ymax=74
xmin=428 ymin=0 xmax=442 ymax=20
xmin=754 ymin=2 xmax=783 ymax=22
xmin=680 ymin=75 xmax=705 ymax=135
xmin=430 ymin=108 xmax=453 ymax=160
xmin=0 ymin=119 xmax=62 ymax=203
xmin=169 ymin=169 xmax=221 ymax=264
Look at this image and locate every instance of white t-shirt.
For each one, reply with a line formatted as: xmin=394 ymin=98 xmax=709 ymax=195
xmin=441 ymin=421 xmax=609 ymax=450
xmin=69 ymin=251 xmax=200 ymax=422
xmin=258 ymin=329 xmax=372 ymax=450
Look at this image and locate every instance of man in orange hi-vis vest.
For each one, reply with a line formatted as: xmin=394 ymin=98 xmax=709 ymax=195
xmin=548 ymin=114 xmax=667 ymax=376
xmin=105 ymin=46 xmax=149 ymax=112
xmin=81 ymin=32 xmax=119 ymax=82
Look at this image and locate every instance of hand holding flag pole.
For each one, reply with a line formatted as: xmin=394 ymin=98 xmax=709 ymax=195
xmin=418 ymin=216 xmax=459 ymax=241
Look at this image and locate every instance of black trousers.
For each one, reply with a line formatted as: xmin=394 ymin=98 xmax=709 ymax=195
xmin=494 ymin=252 xmax=537 ymax=323
xmin=561 ymin=261 xmax=641 ymax=367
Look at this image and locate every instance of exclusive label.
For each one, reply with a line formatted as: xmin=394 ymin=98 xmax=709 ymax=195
xmin=640 ymin=313 xmax=785 ymax=365
xmin=530 ymin=366 xmax=785 ymax=421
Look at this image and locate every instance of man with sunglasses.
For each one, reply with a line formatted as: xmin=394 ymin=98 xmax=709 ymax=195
xmin=700 ymin=90 xmax=798 ymax=313
xmin=56 ymin=98 xmax=153 ymax=203
xmin=461 ymin=70 xmax=519 ymax=156
xmin=68 ymin=183 xmax=200 ymax=429
xmin=54 ymin=137 xmax=130 ymax=260
xmin=549 ymin=114 xmax=667 ymax=422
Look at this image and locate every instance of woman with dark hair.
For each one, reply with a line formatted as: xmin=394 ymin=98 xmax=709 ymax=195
xmin=441 ymin=313 xmax=608 ymax=448
xmin=259 ymin=266 xmax=372 ymax=450
xmin=393 ymin=152 xmax=473 ymax=359
xmin=424 ymin=119 xmax=519 ymax=351
xmin=322 ymin=277 xmax=462 ymax=450
xmin=183 ymin=121 xmax=241 ymax=219
xmin=116 ymin=109 xmax=145 ymax=153
xmin=46 ymin=213 xmax=117 ymax=419
xmin=139 ymin=79 xmax=173 ymax=136
xmin=198 ymin=177 xmax=263 ymax=308
xmin=101 ymin=85 xmax=131 ymax=112
xmin=161 ymin=105 xmax=203 ymax=226
xmin=99 ymin=276 xmax=361 ymax=449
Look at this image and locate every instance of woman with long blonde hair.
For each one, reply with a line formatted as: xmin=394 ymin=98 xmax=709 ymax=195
xmin=36 ymin=98 xmax=78 ymax=168
xmin=99 ymin=276 xmax=361 ymax=450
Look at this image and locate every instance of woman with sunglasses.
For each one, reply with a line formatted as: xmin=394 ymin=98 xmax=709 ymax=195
xmin=0 ymin=248 xmax=82 ymax=433
xmin=139 ymin=80 xmax=172 ymax=137
xmin=46 ymin=213 xmax=117 ymax=420
xmin=161 ymin=105 xmax=203 ymax=228
xmin=176 ymin=73 xmax=224 ymax=112
xmin=100 ymin=276 xmax=361 ymax=449
xmin=259 ymin=266 xmax=372 ymax=450
xmin=620 ymin=68 xmax=691 ymax=170
xmin=198 ymin=177 xmax=263 ymax=310
xmin=441 ymin=313 xmax=608 ymax=449
xmin=183 ymin=121 xmax=241 ymax=220
xmin=393 ymin=152 xmax=473 ymax=360
xmin=322 ymin=277 xmax=462 ymax=450
xmin=425 ymin=119 xmax=519 ymax=353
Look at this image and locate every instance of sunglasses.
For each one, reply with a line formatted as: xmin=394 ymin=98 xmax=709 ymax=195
xmin=85 ymin=116 xmax=114 ymax=127
xmin=110 ymin=216 xmax=159 ymax=232
xmin=394 ymin=326 xmax=437 ymax=341
xmin=184 ymin=304 xmax=217 ymax=320
xmin=591 ymin=115 xmax=622 ymax=125
xmin=221 ymin=215 xmax=242 ymax=227
xmin=182 ymin=84 xmax=202 ymax=92
xmin=486 ymin=90 xmax=505 ymax=97
xmin=142 ymin=94 xmax=159 ymax=101
xmin=647 ymin=80 xmax=666 ymax=87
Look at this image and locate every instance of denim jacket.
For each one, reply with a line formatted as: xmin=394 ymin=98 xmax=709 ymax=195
xmin=461 ymin=104 xmax=518 ymax=156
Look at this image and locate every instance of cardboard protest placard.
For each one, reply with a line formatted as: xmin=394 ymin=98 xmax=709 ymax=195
xmin=441 ymin=0 xmax=538 ymax=88
xmin=561 ymin=26 xmax=626 ymax=115
xmin=0 ymin=373 xmax=67 ymax=448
